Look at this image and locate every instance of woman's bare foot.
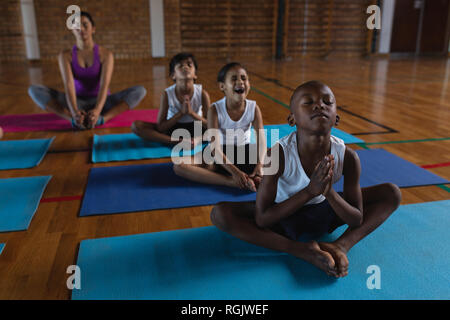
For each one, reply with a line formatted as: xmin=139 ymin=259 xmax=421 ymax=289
xmin=318 ymin=242 xmax=349 ymax=277
xmin=292 ymin=241 xmax=339 ymax=277
xmin=0 ymin=126 xmax=3 ymax=139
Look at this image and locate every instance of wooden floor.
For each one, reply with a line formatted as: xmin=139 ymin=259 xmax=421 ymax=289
xmin=0 ymin=56 xmax=449 ymax=299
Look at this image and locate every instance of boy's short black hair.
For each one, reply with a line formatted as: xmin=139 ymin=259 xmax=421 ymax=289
xmin=169 ymin=52 xmax=198 ymax=76
xmin=290 ymin=80 xmax=331 ymax=105
xmin=81 ymin=11 xmax=95 ymax=27
xmin=217 ymin=62 xmax=246 ymax=82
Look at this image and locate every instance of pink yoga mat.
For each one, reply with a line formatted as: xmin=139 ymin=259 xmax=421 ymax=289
xmin=0 ymin=109 xmax=158 ymax=132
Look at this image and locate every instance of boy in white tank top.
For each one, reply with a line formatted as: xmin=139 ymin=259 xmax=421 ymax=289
xmin=173 ymin=62 xmax=266 ymax=192
xmin=131 ymin=53 xmax=210 ymax=147
xmin=210 ymin=81 xmax=401 ymax=278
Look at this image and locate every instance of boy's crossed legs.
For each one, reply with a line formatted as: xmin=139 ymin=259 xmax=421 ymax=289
xmin=210 ymin=183 xmax=401 ymax=278
xmin=174 ymin=146 xmax=260 ymax=192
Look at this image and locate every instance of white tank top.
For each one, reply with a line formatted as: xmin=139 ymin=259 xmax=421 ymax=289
xmin=275 ymin=131 xmax=346 ymax=205
xmin=165 ymin=84 xmax=203 ymax=123
xmin=213 ymin=97 xmax=256 ymax=145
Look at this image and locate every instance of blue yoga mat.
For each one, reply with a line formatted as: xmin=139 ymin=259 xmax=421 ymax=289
xmin=73 ymin=200 xmax=450 ymax=300
xmin=79 ymin=162 xmax=255 ymax=216
xmin=80 ymin=149 xmax=448 ymax=216
xmin=333 ymin=148 xmax=449 ymax=192
xmin=0 ymin=137 xmax=54 ymax=170
xmin=92 ymin=125 xmax=363 ymax=163
xmin=0 ymin=176 xmax=51 ymax=232
xmin=0 ymin=243 xmax=4 ymax=255
xmin=92 ymin=133 xmax=205 ymax=163
xmin=250 ymin=124 xmax=364 ymax=147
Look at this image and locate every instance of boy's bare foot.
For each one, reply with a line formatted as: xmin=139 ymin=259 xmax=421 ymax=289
xmin=318 ymin=242 xmax=349 ymax=277
xmin=292 ymin=241 xmax=339 ymax=277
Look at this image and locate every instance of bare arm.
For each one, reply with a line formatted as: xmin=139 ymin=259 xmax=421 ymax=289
xmin=57 ymin=50 xmax=78 ymax=116
xmin=187 ymin=89 xmax=209 ymax=128
xmin=251 ymin=104 xmax=266 ymax=170
xmin=93 ymin=48 xmax=114 ymax=113
xmin=156 ymin=90 xmax=184 ymax=133
xmin=325 ymin=147 xmax=363 ymax=227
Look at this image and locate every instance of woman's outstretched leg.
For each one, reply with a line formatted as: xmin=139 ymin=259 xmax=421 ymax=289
xmin=28 ymin=85 xmax=72 ymax=121
xmin=102 ymin=85 xmax=147 ymax=123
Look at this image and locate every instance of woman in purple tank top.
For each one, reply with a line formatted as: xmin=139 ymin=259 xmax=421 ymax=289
xmin=28 ymin=12 xmax=146 ymax=129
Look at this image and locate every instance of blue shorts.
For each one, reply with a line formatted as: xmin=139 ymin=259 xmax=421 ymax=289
xmin=271 ymin=198 xmax=345 ymax=240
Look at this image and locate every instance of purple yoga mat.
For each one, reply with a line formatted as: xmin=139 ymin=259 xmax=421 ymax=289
xmin=0 ymin=109 xmax=158 ymax=132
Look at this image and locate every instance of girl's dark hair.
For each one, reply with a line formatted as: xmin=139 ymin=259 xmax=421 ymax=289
xmin=217 ymin=62 xmax=246 ymax=82
xmin=81 ymin=11 xmax=95 ymax=27
xmin=169 ymin=52 xmax=198 ymax=76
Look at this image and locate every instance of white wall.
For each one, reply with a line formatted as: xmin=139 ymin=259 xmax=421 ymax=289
xmin=378 ymin=0 xmax=396 ymax=54
xmin=149 ymin=0 xmax=165 ymax=57
xmin=20 ymin=0 xmax=40 ymax=60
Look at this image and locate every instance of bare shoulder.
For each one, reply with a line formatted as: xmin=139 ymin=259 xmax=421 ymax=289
xmin=98 ymin=46 xmax=113 ymax=62
xmin=208 ymin=103 xmax=218 ymax=115
xmin=254 ymin=104 xmax=263 ymax=117
xmin=159 ymin=90 xmax=168 ymax=107
xmin=343 ymin=146 xmax=361 ymax=174
xmin=344 ymin=146 xmax=359 ymax=161
xmin=252 ymin=104 xmax=264 ymax=126
xmin=201 ymin=88 xmax=210 ymax=99
xmin=264 ymin=143 xmax=285 ymax=177
xmin=254 ymin=103 xmax=262 ymax=111
xmin=58 ymin=49 xmax=71 ymax=62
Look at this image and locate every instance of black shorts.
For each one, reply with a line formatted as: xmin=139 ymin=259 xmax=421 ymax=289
xmin=215 ymin=144 xmax=257 ymax=175
xmin=271 ymin=198 xmax=345 ymax=240
xmin=166 ymin=122 xmax=206 ymax=138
